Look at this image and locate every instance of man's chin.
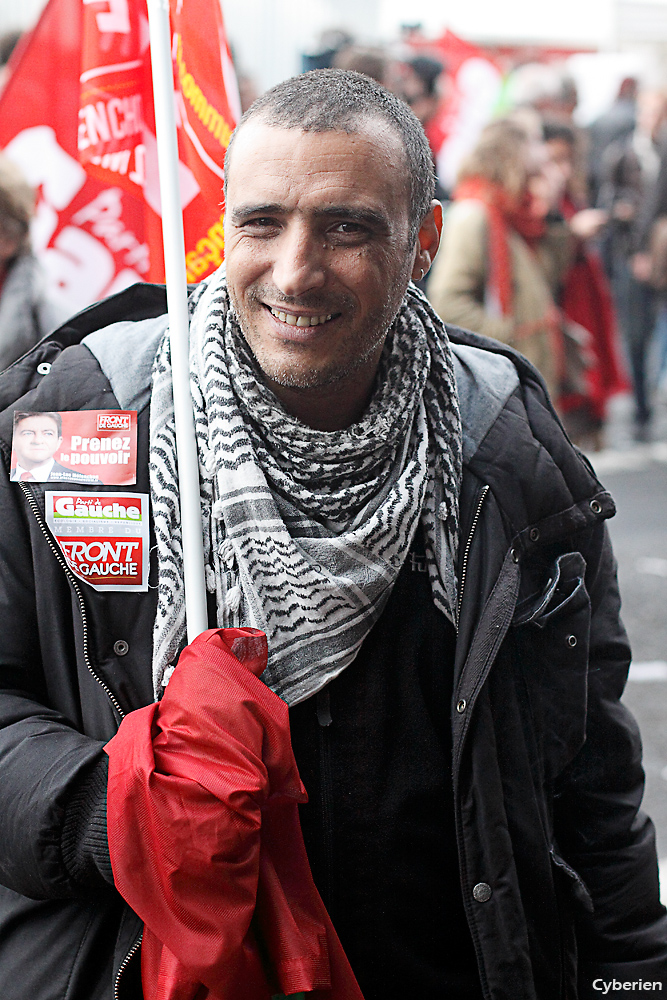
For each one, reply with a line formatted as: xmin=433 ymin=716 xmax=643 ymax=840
xmin=265 ymin=367 xmax=349 ymax=393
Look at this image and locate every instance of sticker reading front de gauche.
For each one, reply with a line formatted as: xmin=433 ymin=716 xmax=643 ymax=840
xmin=45 ymin=492 xmax=149 ymax=592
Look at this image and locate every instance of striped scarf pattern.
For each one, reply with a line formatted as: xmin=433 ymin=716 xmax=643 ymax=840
xmin=150 ymin=268 xmax=462 ymax=705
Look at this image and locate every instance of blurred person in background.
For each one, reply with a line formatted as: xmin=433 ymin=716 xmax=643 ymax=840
xmin=0 ymin=155 xmax=67 ymax=371
xmin=597 ymin=85 xmax=667 ymax=439
xmin=394 ymin=53 xmax=449 ymax=287
xmin=427 ymin=119 xmax=571 ymax=403
xmin=588 ymin=77 xmax=638 ymax=205
xmin=508 ymin=61 xmax=579 ymax=125
xmin=332 ymin=44 xmax=393 ymax=88
xmin=543 ymin=118 xmax=628 ymax=448
xmin=301 ymin=27 xmax=354 ymax=73
xmin=398 ymin=54 xmax=445 ymax=134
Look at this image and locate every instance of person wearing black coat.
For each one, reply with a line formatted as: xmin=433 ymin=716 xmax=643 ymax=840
xmin=0 ymin=69 xmax=665 ymax=1000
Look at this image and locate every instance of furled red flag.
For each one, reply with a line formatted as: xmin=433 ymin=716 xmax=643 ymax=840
xmin=0 ymin=0 xmax=238 ymax=317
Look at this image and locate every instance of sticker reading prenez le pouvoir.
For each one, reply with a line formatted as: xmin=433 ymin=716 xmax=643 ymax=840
xmin=45 ymin=492 xmax=149 ymax=592
xmin=11 ymin=410 xmax=137 ymax=485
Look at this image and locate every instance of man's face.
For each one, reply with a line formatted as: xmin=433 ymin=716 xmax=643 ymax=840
xmin=14 ymin=416 xmax=61 ymax=468
xmin=224 ymin=119 xmax=417 ymax=400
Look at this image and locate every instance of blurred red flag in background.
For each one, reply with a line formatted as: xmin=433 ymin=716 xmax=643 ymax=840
xmin=0 ymin=0 xmax=238 ymax=317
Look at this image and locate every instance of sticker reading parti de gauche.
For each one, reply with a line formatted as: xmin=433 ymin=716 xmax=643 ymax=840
xmin=10 ymin=410 xmax=137 ymax=485
xmin=45 ymin=492 xmax=149 ymax=592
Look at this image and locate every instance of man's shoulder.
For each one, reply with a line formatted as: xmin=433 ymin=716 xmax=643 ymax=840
xmin=445 ymin=325 xmax=607 ymax=521
xmin=450 ymin=338 xmax=520 ymax=463
xmin=0 ymin=283 xmax=170 ymax=454
xmin=0 ymin=282 xmax=169 ymax=409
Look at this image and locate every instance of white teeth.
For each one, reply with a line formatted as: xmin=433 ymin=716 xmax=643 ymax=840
xmin=270 ymin=307 xmax=332 ymax=327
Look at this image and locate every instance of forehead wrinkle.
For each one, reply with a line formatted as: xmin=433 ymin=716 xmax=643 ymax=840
xmin=226 ymin=119 xmax=411 ymax=211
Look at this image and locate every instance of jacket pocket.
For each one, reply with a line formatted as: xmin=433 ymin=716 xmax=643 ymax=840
xmin=550 ymin=848 xmax=593 ymax=914
xmin=513 ymin=552 xmax=591 ymax=779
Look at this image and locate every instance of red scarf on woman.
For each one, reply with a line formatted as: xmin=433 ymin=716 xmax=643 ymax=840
xmin=453 ymin=177 xmax=546 ymax=317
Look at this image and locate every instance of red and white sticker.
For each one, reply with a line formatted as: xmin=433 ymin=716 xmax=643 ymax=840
xmin=11 ymin=410 xmax=137 ymax=485
xmin=45 ymin=491 xmax=149 ymax=592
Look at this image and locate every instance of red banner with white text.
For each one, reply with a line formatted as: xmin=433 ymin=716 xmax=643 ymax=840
xmin=0 ymin=0 xmax=238 ymax=318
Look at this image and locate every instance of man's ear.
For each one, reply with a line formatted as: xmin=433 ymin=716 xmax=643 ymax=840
xmin=411 ymin=200 xmax=443 ymax=282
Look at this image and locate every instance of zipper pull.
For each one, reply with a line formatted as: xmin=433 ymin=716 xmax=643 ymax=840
xmin=316 ymin=686 xmax=333 ymax=727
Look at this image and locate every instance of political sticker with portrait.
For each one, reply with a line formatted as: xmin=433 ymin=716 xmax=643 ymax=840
xmin=45 ymin=491 xmax=149 ymax=592
xmin=11 ymin=410 xmax=137 ymax=485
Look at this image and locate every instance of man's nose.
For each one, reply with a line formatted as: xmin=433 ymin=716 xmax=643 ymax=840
xmin=271 ymin=222 xmax=326 ymax=297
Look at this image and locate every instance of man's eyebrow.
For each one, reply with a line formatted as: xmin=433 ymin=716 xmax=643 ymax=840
xmin=229 ymin=203 xmax=284 ymax=224
xmin=228 ymin=203 xmax=392 ymax=232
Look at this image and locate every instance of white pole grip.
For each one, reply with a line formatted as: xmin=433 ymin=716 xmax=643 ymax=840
xmin=146 ymin=0 xmax=208 ymax=641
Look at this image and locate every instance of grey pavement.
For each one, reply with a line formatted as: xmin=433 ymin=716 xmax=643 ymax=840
xmin=584 ymin=385 xmax=667 ymax=899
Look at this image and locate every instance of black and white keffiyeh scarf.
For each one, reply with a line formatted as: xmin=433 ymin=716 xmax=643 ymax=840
xmin=150 ymin=267 xmax=462 ymax=705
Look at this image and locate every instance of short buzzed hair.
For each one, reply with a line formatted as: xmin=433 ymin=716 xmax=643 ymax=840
xmin=225 ymin=69 xmax=436 ymax=241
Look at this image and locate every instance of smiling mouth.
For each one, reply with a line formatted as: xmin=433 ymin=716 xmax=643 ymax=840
xmin=268 ymin=306 xmax=334 ymax=328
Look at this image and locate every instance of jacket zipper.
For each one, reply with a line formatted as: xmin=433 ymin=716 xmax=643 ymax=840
xmin=456 ymin=484 xmax=489 ymax=628
xmin=19 ymin=482 xmax=125 ymax=721
xmin=454 ymin=482 xmax=491 ymax=999
xmin=114 ymin=932 xmax=143 ymax=1000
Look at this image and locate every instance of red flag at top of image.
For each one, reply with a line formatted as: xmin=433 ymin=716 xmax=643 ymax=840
xmin=0 ymin=0 xmax=238 ymax=316
xmin=79 ymin=0 xmax=239 ymax=283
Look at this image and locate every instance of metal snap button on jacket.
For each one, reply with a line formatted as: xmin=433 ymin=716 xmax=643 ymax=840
xmin=566 ymin=634 xmax=577 ymax=647
xmin=114 ymin=640 xmax=129 ymax=656
xmin=473 ymin=882 xmax=492 ymax=903
xmin=590 ymin=499 xmax=602 ymax=514
xmin=36 ymin=362 xmax=51 ymax=376
xmin=456 ymin=698 xmax=467 ymax=714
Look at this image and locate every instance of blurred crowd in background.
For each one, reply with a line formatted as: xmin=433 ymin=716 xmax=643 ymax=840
xmin=2 ymin=17 xmax=667 ymax=450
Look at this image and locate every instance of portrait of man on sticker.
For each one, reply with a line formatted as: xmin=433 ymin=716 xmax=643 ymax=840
xmin=10 ymin=411 xmax=77 ymax=482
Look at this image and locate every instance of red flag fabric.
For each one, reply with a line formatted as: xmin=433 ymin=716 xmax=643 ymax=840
xmin=0 ymin=0 xmax=237 ymax=316
xmin=105 ymin=627 xmax=365 ymax=1000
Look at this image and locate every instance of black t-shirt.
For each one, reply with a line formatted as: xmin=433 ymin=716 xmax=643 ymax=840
xmin=289 ymin=535 xmax=483 ymax=1000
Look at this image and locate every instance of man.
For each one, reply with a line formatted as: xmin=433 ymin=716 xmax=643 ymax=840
xmin=597 ymin=86 xmax=667 ymax=439
xmin=10 ymin=410 xmax=64 ymax=479
xmin=0 ymin=69 xmax=664 ymax=1000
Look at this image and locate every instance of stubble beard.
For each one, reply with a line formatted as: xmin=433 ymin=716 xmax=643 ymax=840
xmin=231 ymin=284 xmax=407 ymax=393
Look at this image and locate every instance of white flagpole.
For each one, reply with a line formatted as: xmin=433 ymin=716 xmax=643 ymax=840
xmin=146 ymin=0 xmax=208 ymax=641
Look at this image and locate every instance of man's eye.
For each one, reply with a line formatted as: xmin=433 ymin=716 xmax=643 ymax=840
xmin=244 ymin=217 xmax=277 ymax=229
xmin=333 ymin=222 xmax=364 ymax=235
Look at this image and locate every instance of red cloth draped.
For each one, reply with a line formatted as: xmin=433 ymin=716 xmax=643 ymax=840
xmin=453 ymin=177 xmax=546 ymax=317
xmin=105 ymin=627 xmax=364 ymax=1000
xmin=559 ymin=196 xmax=629 ymax=419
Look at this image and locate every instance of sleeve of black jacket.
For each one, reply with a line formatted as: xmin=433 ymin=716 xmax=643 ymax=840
xmin=555 ymin=524 xmax=667 ymax=996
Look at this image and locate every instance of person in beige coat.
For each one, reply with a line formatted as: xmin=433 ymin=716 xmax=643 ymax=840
xmin=427 ymin=119 xmax=571 ymax=401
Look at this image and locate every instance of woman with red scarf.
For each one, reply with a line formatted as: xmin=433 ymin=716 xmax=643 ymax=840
xmin=427 ymin=119 xmax=571 ymax=403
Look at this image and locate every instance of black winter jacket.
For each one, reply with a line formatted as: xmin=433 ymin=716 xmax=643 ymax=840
xmin=0 ymin=284 xmax=664 ymax=1000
